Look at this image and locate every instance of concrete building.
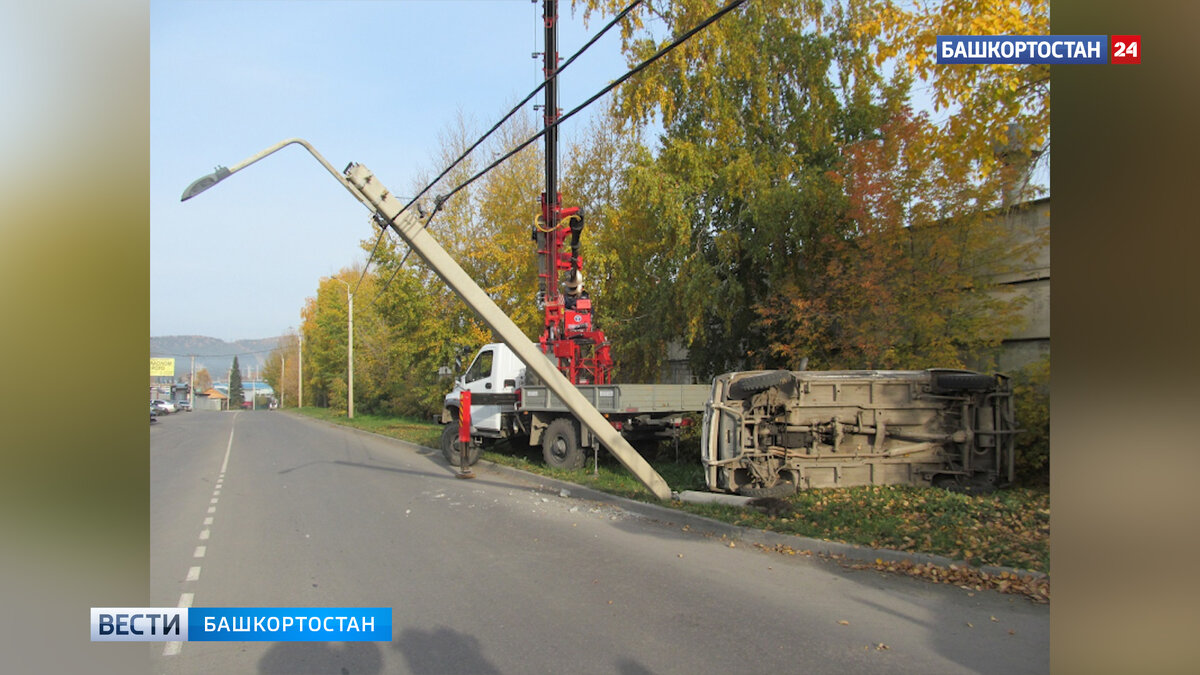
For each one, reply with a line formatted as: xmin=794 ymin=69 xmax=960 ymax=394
xmin=985 ymin=197 xmax=1050 ymax=372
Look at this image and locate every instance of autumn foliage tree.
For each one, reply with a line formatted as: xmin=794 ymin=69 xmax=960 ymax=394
xmin=577 ymin=0 xmax=914 ymax=376
xmin=263 ymin=332 xmax=298 ymax=407
xmin=193 ymin=368 xmax=212 ymax=394
xmin=574 ymin=0 xmax=1045 ymax=375
xmin=856 ymin=0 xmax=1050 ymax=194
xmin=759 ymin=107 xmax=1027 ymax=370
xmin=295 ymin=0 xmax=1048 ymax=429
xmin=297 ymin=110 xmax=548 ymax=418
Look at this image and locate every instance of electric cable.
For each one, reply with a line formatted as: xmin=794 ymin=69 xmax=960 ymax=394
xmin=365 ymin=0 xmax=643 ymax=301
xmin=400 ymin=0 xmax=642 ymax=220
xmin=370 ymin=0 xmax=744 ymax=302
xmin=430 ymin=0 xmax=746 ymax=212
xmin=356 ymin=1 xmax=642 ymax=294
xmin=370 ymin=207 xmax=442 ymax=305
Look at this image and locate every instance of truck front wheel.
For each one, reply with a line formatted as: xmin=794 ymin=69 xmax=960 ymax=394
xmin=542 ymin=418 xmax=585 ymax=470
xmin=441 ymin=422 xmax=480 ymax=467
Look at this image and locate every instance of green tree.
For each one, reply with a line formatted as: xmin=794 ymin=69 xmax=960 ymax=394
xmin=300 ymin=275 xmax=357 ymax=412
xmin=1012 ymin=353 xmax=1050 ymax=485
xmin=563 ymin=112 xmax=670 ymax=382
xmin=468 ymin=111 xmax=544 ymax=339
xmin=228 ymin=356 xmax=244 ymax=408
xmin=581 ymin=0 xmax=905 ymax=377
xmin=576 ymin=0 xmax=1043 ymax=375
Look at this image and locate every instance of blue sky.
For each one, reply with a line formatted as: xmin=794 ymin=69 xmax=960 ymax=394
xmin=151 ymin=0 xmax=631 ymax=341
xmin=150 ymin=1 xmax=1047 ymax=343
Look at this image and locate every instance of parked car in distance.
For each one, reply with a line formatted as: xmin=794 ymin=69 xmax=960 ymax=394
xmin=151 ymin=405 xmax=159 ymax=422
xmin=175 ymin=400 xmax=192 ymax=412
xmin=151 ymin=400 xmax=176 ymax=414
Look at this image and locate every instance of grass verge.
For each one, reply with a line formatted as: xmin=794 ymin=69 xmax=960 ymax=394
xmin=292 ymin=408 xmax=1048 ymax=575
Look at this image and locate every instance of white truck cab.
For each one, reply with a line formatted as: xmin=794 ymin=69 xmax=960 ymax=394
xmin=442 ymin=343 xmax=524 ymax=434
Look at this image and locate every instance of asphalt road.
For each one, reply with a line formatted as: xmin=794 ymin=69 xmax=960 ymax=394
xmin=150 ymin=410 xmax=1049 ymax=674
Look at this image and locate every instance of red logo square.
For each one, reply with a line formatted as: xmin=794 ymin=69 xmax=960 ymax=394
xmin=1111 ymin=35 xmax=1141 ymax=64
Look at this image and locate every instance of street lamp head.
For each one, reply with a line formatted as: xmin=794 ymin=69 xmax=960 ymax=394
xmin=180 ymin=166 xmax=232 ymax=201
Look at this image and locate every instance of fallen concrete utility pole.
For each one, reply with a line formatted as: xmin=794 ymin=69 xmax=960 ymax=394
xmin=179 ymin=138 xmax=672 ymax=500
xmin=343 ymin=163 xmax=672 ymax=500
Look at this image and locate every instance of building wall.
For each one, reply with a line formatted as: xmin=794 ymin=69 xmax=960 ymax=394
xmin=194 ymin=396 xmax=224 ymax=412
xmin=651 ymin=198 xmax=1050 ymax=380
xmin=988 ymin=198 xmax=1051 ymax=372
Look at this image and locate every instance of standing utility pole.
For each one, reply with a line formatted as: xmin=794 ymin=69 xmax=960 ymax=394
xmin=333 ymin=278 xmax=355 ymax=419
xmin=543 ymin=0 xmax=559 ymax=219
xmin=535 ymin=0 xmax=612 ymax=385
xmin=297 ymin=335 xmax=303 ymax=409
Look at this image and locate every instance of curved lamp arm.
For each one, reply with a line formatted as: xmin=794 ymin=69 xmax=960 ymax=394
xmin=180 ymin=137 xmax=373 ymax=213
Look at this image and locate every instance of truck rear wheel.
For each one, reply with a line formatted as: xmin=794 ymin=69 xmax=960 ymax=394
xmin=542 ymin=418 xmax=585 ymax=470
xmin=441 ymin=422 xmax=479 ymax=467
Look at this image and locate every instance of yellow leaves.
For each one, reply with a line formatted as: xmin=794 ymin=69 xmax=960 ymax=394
xmin=852 ymin=556 xmax=1049 ymax=603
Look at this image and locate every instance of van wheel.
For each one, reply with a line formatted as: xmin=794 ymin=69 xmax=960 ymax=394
xmin=542 ymin=418 xmax=585 ymax=470
xmin=441 ymin=423 xmax=479 ymax=467
xmin=728 ymin=370 xmax=792 ymax=400
xmin=931 ymin=372 xmax=995 ymax=392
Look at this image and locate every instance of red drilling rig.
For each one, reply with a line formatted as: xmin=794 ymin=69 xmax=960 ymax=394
xmin=533 ymin=0 xmax=613 ymax=385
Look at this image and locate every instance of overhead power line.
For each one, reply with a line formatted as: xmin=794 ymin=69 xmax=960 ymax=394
xmin=354 ymin=0 xmax=643 ymax=295
xmin=431 ymin=0 xmax=746 ymax=211
xmin=369 ymin=0 xmax=745 ymax=302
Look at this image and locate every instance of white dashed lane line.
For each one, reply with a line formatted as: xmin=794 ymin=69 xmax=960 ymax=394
xmin=163 ymin=413 xmax=237 ymax=657
xmin=162 ymin=592 xmax=195 ymax=656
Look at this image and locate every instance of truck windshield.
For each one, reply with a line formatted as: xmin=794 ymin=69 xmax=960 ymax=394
xmin=464 ymin=350 xmax=493 ymax=383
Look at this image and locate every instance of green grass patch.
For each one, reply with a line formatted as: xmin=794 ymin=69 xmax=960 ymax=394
xmin=292 ymin=408 xmax=1049 ymax=572
xmin=671 ymin=485 xmax=1049 ymax=572
xmin=294 ymin=407 xmax=442 ymax=449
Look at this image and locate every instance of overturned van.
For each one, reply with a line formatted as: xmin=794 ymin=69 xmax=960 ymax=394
xmin=700 ymin=369 xmax=1016 ymax=496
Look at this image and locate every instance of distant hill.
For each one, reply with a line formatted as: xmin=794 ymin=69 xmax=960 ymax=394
xmin=150 ymin=335 xmax=284 ymax=381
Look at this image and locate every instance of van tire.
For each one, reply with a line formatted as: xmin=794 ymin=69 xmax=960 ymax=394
xmin=728 ymin=370 xmax=792 ymax=400
xmin=932 ymin=372 xmax=995 ymax=392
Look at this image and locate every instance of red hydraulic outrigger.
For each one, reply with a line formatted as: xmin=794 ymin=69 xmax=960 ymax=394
xmin=534 ymin=0 xmax=613 ymax=385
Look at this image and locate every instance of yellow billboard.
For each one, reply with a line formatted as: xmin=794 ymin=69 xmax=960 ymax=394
xmin=150 ymin=358 xmax=176 ymax=377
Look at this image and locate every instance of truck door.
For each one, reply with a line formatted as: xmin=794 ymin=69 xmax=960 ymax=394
xmin=462 ymin=347 xmax=502 ymax=433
